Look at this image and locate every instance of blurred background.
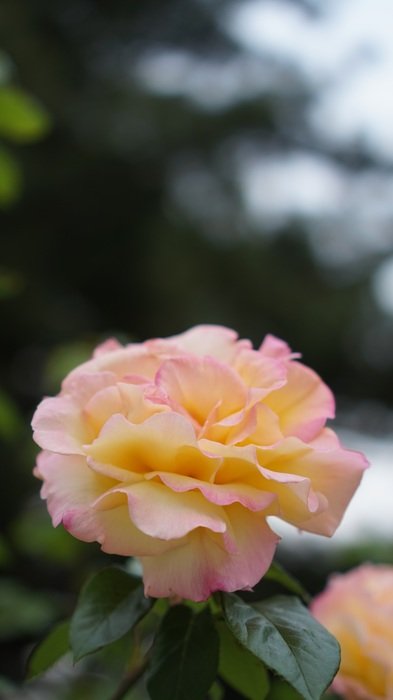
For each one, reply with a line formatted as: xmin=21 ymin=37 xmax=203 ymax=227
xmin=1 ymin=0 xmax=393 ymax=697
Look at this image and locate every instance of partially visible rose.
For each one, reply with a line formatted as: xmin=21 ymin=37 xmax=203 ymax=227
xmin=311 ymin=565 xmax=393 ymax=699
xmin=32 ymin=325 xmax=367 ymax=601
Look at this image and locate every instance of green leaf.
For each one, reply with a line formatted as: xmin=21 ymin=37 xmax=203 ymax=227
xmin=0 ymin=146 xmax=21 ymax=206
xmin=266 ymin=679 xmax=304 ymax=700
xmin=70 ymin=567 xmax=153 ymax=662
xmin=217 ymin=621 xmax=269 ymax=700
xmin=0 ymin=87 xmax=51 ymax=142
xmin=147 ymin=605 xmax=219 ymax=700
xmin=264 ymin=562 xmax=310 ymax=603
xmin=223 ymin=594 xmax=340 ymax=700
xmin=27 ymin=620 xmax=70 ymax=679
xmin=209 ymin=681 xmax=224 ymax=700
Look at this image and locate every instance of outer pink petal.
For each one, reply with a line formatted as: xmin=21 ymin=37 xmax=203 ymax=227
xmin=165 ymin=324 xmax=249 ymax=362
xmin=147 ymin=471 xmax=276 ymax=511
xmin=61 ymin=371 xmax=118 ymax=404
xmin=233 ymin=348 xmax=288 ymax=395
xmin=94 ymin=480 xmax=228 ymax=540
xmin=93 ymin=338 xmax=123 ymax=357
xmin=140 ymin=503 xmax=279 ymax=600
xmin=64 ymin=345 xmax=163 ymax=383
xmin=264 ymin=361 xmax=335 ymax=441
xmin=289 ymin=446 xmax=368 ymax=535
xmin=156 ymin=355 xmax=246 ymax=426
xmin=35 ymin=451 xmax=114 ymax=528
xmin=32 ymin=396 xmax=94 ymax=455
xmin=258 ymin=438 xmax=368 ymax=535
xmin=35 ymin=452 xmax=173 ymax=556
xmin=259 ymin=334 xmax=298 ymax=360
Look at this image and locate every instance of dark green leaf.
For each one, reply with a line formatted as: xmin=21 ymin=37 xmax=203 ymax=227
xmin=27 ymin=620 xmax=70 ymax=679
xmin=264 ymin=562 xmax=310 ymax=603
xmin=266 ymin=679 xmax=304 ymax=700
xmin=217 ymin=621 xmax=269 ymax=700
xmin=0 ymin=87 xmax=51 ymax=141
xmin=223 ymin=594 xmax=340 ymax=700
xmin=70 ymin=567 xmax=153 ymax=662
xmin=147 ymin=605 xmax=219 ymax=700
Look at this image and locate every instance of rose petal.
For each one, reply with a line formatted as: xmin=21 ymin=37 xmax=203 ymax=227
xmin=32 ymin=396 xmax=94 ymax=455
xmin=234 ymin=348 xmax=288 ymax=395
xmin=147 ymin=471 xmax=276 ymax=512
xmin=263 ymin=361 xmax=335 ymax=441
xmin=258 ymin=438 xmax=368 ymax=535
xmin=259 ymin=334 xmax=298 ymax=360
xmin=166 ymin=324 xmax=249 ymax=362
xmin=35 ymin=452 xmax=173 ymax=556
xmin=156 ymin=355 xmax=247 ymax=427
xmin=140 ymin=503 xmax=279 ymax=600
xmin=95 ymin=480 xmax=228 ymax=540
xmin=86 ymin=412 xmax=220 ymax=480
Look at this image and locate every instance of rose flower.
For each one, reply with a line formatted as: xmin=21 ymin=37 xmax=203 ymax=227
xmin=32 ymin=325 xmax=367 ymax=601
xmin=311 ymin=564 xmax=393 ymax=700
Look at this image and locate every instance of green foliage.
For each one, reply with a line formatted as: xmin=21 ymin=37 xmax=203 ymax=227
xmin=0 ymin=87 xmax=51 ymax=142
xmin=266 ymin=679 xmax=304 ymax=700
xmin=0 ymin=389 xmax=23 ymax=442
xmin=217 ymin=620 xmax=269 ymax=700
xmin=147 ymin=605 xmax=219 ymax=700
xmin=0 ymin=579 xmax=57 ymax=640
xmin=44 ymin=341 xmax=94 ymax=393
xmin=27 ymin=620 xmax=70 ymax=679
xmin=12 ymin=504 xmax=85 ymax=565
xmin=264 ymin=562 xmax=311 ymax=603
xmin=0 ymin=268 xmax=24 ymax=300
xmin=223 ymin=593 xmax=340 ymax=700
xmin=0 ymin=145 xmax=21 ymax=206
xmin=70 ymin=567 xmax=153 ymax=661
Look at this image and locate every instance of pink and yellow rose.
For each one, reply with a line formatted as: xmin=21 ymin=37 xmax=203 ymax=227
xmin=311 ymin=564 xmax=393 ymax=700
xmin=32 ymin=325 xmax=367 ymax=601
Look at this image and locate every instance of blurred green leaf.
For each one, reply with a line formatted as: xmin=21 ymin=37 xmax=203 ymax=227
xmin=0 ymin=579 xmax=56 ymax=640
xmin=0 ymin=51 xmax=13 ymax=85
xmin=147 ymin=605 xmax=219 ymax=700
xmin=223 ymin=593 xmax=340 ymax=700
xmin=70 ymin=568 xmax=152 ymax=662
xmin=27 ymin=620 xmax=70 ymax=679
xmin=0 ymin=535 xmax=12 ymax=568
xmin=0 ymin=389 xmax=23 ymax=441
xmin=209 ymin=682 xmax=224 ymax=700
xmin=0 ymin=87 xmax=51 ymax=142
xmin=0 ymin=268 xmax=24 ymax=300
xmin=217 ymin=620 xmax=269 ymax=700
xmin=265 ymin=562 xmax=310 ymax=603
xmin=12 ymin=505 xmax=84 ymax=565
xmin=44 ymin=341 xmax=94 ymax=392
xmin=0 ymin=146 xmax=21 ymax=206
